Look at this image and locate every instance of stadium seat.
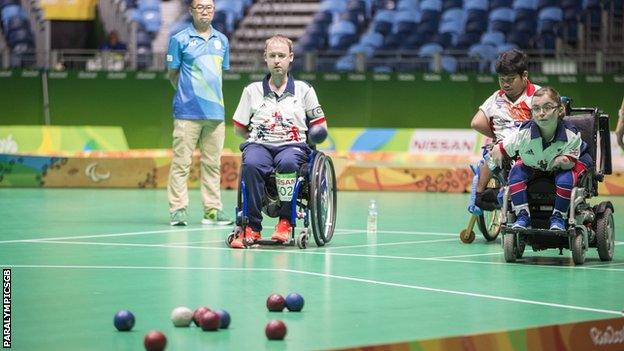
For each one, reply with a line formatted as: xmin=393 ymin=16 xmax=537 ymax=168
xmin=360 ymin=31 xmax=384 ymax=48
xmin=439 ymin=19 xmax=463 ymax=35
xmin=442 ymin=0 xmax=462 ymax=11
xmin=441 ymin=8 xmax=464 ymax=24
xmin=512 ymin=0 xmax=537 ymax=10
xmin=0 ymin=0 xmax=19 ymax=12
xmin=490 ymin=0 xmax=513 ymax=9
xmin=464 ymin=0 xmax=488 ymax=11
xmin=417 ymin=42 xmax=443 ymax=57
xmin=348 ymin=42 xmax=375 ymax=57
xmin=138 ymin=0 xmax=159 ymax=11
xmin=335 ymin=54 xmax=356 ymax=71
xmin=397 ymin=0 xmax=418 ymax=11
xmin=372 ymin=9 xmax=394 ymax=34
xmin=421 ymin=0 xmax=443 ymax=11
xmin=393 ymin=10 xmax=420 ymax=34
xmin=537 ymin=0 xmax=559 ymax=11
xmin=7 ymin=27 xmax=32 ymax=47
xmin=481 ymin=31 xmax=506 ymax=46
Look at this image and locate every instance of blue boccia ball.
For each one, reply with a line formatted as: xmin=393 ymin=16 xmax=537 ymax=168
xmin=213 ymin=309 xmax=231 ymax=329
xmin=114 ymin=310 xmax=135 ymax=331
xmin=284 ymin=293 xmax=304 ymax=312
xmin=308 ymin=125 xmax=327 ymax=144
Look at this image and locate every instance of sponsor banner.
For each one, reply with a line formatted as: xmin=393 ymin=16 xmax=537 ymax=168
xmin=333 ymin=317 xmax=624 ymax=351
xmin=409 ymin=129 xmax=482 ymax=155
xmin=0 ymin=126 xmax=128 ymax=154
xmin=40 ymin=0 xmax=97 ymax=20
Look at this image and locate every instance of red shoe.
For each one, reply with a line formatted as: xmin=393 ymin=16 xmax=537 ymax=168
xmin=230 ymin=227 xmax=262 ymax=249
xmin=271 ymin=218 xmax=292 ymax=243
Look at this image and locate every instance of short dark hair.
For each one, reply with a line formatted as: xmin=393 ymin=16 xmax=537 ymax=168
xmin=533 ymin=86 xmax=565 ymax=119
xmin=495 ymin=49 xmax=528 ymax=76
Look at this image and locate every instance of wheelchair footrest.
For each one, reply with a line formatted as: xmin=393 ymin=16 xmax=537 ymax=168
xmin=503 ymin=226 xmax=571 ymax=237
xmin=252 ymin=239 xmax=294 ymax=247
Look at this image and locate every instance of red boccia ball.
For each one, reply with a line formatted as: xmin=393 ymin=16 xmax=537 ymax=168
xmin=144 ymin=330 xmax=167 ymax=351
xmin=192 ymin=306 xmax=211 ymax=327
xmin=266 ymin=294 xmax=285 ymax=312
xmin=199 ymin=311 xmax=221 ymax=331
xmin=265 ymin=320 xmax=287 ymax=340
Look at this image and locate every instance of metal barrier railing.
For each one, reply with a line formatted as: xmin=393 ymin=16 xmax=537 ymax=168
xmin=0 ymin=48 xmax=622 ymax=74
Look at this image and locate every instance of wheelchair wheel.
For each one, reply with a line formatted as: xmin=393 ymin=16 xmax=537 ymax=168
xmin=570 ymin=231 xmax=586 ymax=265
xmin=503 ymin=233 xmax=517 ymax=263
xmin=296 ymin=231 xmax=308 ymax=249
xmin=595 ymin=207 xmax=614 ymax=261
xmin=477 ymin=209 xmax=502 ymax=241
xmin=310 ymin=153 xmax=337 ymax=246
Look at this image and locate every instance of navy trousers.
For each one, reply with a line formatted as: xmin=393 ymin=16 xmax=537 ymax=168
xmin=240 ymin=142 xmax=310 ymax=232
xmin=508 ymin=160 xmax=586 ymax=215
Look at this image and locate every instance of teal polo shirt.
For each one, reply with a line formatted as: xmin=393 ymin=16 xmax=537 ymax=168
xmin=166 ymin=25 xmax=230 ymax=120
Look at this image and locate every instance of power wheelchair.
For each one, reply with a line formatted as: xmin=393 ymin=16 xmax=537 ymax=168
xmin=226 ymin=149 xmax=337 ymax=249
xmin=499 ymin=106 xmax=615 ymax=265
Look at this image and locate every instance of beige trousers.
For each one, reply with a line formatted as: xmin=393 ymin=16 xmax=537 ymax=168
xmin=168 ymin=119 xmax=224 ymax=213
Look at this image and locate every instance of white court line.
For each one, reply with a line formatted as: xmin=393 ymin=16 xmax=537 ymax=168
xmin=284 ymin=269 xmax=623 ymax=316
xmin=327 ymin=238 xmax=457 ymax=250
xmin=435 ymin=252 xmax=503 ymax=259
xmin=0 ymin=226 xmax=230 ymax=245
xmin=27 ymin=239 xmax=624 ymax=273
xmin=1 ymin=263 xmax=619 ymax=316
xmin=0 ymin=227 xmax=453 ymax=246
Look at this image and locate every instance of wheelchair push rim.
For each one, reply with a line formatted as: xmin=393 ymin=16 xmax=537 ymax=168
xmin=310 ymin=153 xmax=337 ymax=245
xmin=477 ymin=209 xmax=502 ymax=241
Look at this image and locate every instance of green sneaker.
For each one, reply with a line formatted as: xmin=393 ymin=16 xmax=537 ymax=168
xmin=170 ymin=208 xmax=188 ymax=226
xmin=202 ymin=208 xmax=233 ymax=225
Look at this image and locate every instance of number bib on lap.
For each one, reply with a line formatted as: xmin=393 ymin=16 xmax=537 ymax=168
xmin=276 ymin=173 xmax=297 ymax=201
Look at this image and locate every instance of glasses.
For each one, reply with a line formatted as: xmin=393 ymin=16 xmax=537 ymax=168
xmin=531 ymin=104 xmax=558 ymax=115
xmin=192 ymin=5 xmax=214 ymax=12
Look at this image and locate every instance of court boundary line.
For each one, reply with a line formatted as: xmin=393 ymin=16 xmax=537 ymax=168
xmin=2 ymin=263 xmax=620 ymax=316
xmin=0 ymin=227 xmax=455 ymax=245
xmin=19 ymin=239 xmax=624 ymax=272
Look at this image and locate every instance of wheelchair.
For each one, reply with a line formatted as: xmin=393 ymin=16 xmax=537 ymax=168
xmin=226 ymin=149 xmax=337 ymax=249
xmin=460 ymin=156 xmax=508 ymax=243
xmin=499 ymin=106 xmax=615 ymax=265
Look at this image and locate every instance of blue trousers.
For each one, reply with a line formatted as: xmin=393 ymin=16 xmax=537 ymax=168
xmin=240 ymin=142 xmax=310 ymax=232
xmin=508 ymin=161 xmax=585 ymax=215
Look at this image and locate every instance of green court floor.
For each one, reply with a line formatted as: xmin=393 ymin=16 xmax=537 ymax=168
xmin=1 ymin=189 xmax=623 ymax=350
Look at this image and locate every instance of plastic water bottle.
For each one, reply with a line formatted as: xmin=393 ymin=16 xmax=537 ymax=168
xmin=367 ymin=200 xmax=378 ymax=234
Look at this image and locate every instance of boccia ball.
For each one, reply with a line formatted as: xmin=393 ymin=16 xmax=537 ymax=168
xmin=284 ymin=293 xmax=304 ymax=312
xmin=144 ymin=330 xmax=167 ymax=351
xmin=265 ymin=320 xmax=287 ymax=340
xmin=192 ymin=306 xmax=211 ymax=327
xmin=170 ymin=306 xmax=193 ymax=327
xmin=199 ymin=311 xmax=220 ymax=331
xmin=308 ymin=124 xmax=327 ymax=144
xmin=113 ymin=310 xmax=135 ymax=331
xmin=266 ymin=294 xmax=285 ymax=312
xmin=213 ymin=309 xmax=231 ymax=329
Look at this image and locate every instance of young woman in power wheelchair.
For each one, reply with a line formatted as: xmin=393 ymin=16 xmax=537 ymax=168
xmin=225 ymin=35 xmax=337 ymax=249
xmin=488 ymin=87 xmax=615 ymax=265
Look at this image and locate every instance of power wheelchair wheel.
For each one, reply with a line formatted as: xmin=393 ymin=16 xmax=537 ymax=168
xmin=503 ymin=233 xmax=517 ymax=263
xmin=570 ymin=230 xmax=586 ymax=265
xmin=310 ymin=153 xmax=337 ymax=246
xmin=503 ymin=232 xmax=525 ymax=262
xmin=595 ymin=207 xmax=615 ymax=261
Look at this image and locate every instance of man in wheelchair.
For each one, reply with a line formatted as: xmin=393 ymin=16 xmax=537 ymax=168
xmin=489 ymin=87 xmax=592 ymax=231
xmin=229 ymin=35 xmax=328 ymax=249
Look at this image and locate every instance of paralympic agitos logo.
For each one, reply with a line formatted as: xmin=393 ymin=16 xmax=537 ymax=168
xmin=589 ymin=325 xmax=624 ymax=346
